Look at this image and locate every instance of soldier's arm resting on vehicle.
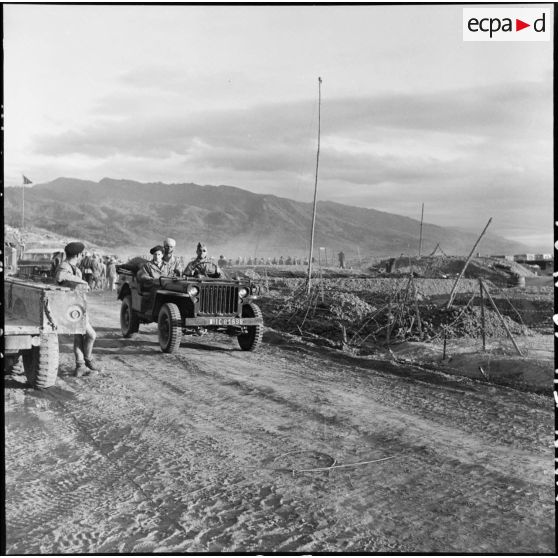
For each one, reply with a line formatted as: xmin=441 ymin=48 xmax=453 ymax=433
xmin=56 ymin=266 xmax=88 ymax=287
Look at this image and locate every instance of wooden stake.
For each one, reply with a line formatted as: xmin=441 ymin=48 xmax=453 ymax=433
xmin=479 ymin=278 xmax=486 ymax=351
xmin=411 ymin=276 xmax=423 ymax=338
xmin=447 ymin=217 xmax=492 ymax=309
xmin=481 ymin=280 xmax=523 ymax=356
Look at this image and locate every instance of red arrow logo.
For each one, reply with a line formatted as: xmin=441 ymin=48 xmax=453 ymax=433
xmin=516 ymin=18 xmax=530 ymax=31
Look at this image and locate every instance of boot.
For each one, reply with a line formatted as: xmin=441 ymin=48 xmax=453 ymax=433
xmin=74 ymin=363 xmax=88 ymax=377
xmin=84 ymin=358 xmax=102 ymax=373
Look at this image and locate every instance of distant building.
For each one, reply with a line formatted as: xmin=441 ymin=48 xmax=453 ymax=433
xmin=514 ymin=254 xmax=535 ymax=262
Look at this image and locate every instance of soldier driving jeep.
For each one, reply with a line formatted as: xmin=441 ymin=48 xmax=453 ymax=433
xmin=183 ymin=242 xmax=223 ymax=279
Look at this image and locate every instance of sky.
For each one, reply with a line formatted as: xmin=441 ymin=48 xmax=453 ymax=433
xmin=3 ymin=4 xmax=553 ymax=249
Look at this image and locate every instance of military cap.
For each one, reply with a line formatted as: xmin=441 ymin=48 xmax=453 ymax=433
xmin=164 ymin=237 xmax=176 ymax=247
xmin=150 ymin=245 xmax=165 ymax=255
xmin=64 ymin=241 xmax=85 ymax=258
xmin=197 ymin=242 xmax=206 ymax=251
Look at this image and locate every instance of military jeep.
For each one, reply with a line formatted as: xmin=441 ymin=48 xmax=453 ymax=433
xmin=4 ymin=277 xmax=88 ymax=388
xmin=116 ymin=268 xmax=264 ymax=352
xmin=16 ymin=247 xmax=65 ymax=282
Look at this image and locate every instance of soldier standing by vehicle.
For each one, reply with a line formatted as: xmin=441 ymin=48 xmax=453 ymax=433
xmin=80 ymin=251 xmax=94 ymax=288
xmin=106 ymin=257 xmax=117 ymax=291
xmin=137 ymin=245 xmax=171 ymax=287
xmin=183 ymin=243 xmax=223 ymax=278
xmin=55 ymin=242 xmax=101 ymax=377
xmin=163 ymin=237 xmax=181 ymax=276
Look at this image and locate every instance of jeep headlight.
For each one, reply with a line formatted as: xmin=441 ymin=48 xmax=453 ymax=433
xmin=238 ymin=287 xmax=249 ymax=298
xmin=187 ymin=285 xmax=199 ymax=297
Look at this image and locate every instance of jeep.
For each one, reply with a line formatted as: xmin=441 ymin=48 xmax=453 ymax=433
xmin=116 ymin=268 xmax=264 ymax=352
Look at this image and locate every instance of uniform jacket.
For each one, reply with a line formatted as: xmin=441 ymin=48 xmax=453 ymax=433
xmin=163 ymin=254 xmax=181 ymax=276
xmin=137 ymin=260 xmax=172 ymax=284
xmin=183 ymin=257 xmax=221 ymax=278
xmin=55 ymin=261 xmax=88 ymax=288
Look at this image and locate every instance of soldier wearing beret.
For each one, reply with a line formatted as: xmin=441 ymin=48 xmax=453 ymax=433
xmin=137 ymin=245 xmax=172 ymax=288
xmin=55 ymin=242 xmax=101 ymax=377
xmin=183 ymin=242 xmax=223 ymax=278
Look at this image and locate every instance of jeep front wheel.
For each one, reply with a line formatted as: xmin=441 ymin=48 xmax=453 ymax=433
xmin=121 ymin=295 xmax=140 ymax=337
xmin=22 ymin=333 xmax=60 ymax=389
xmin=237 ymin=302 xmax=263 ymax=351
xmin=158 ymin=302 xmax=182 ymax=353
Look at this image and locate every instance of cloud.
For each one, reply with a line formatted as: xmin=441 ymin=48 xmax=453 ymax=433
xmin=29 ymin=79 xmax=552 ymax=246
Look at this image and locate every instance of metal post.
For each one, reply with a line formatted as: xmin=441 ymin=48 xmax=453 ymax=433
xmin=22 ymin=181 xmax=25 ymax=229
xmin=418 ymin=203 xmax=424 ymax=258
xmin=307 ymin=77 xmax=322 ymax=295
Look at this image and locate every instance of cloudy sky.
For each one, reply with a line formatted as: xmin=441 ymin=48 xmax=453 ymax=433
xmin=4 ymin=4 xmax=553 ymax=249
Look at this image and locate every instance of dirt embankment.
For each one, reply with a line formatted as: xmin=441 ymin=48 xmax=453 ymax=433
xmin=3 ymin=291 xmax=554 ymax=554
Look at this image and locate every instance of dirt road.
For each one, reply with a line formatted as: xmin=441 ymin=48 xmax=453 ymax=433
xmin=4 ymin=291 xmax=554 ymax=553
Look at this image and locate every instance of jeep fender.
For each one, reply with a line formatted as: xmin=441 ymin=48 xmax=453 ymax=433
xmin=118 ymin=283 xmax=132 ymax=301
xmin=153 ymin=292 xmax=190 ymax=322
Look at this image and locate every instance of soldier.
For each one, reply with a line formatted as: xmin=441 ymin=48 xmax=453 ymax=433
xmin=137 ymin=245 xmax=171 ymax=288
xmin=55 ymin=242 xmax=101 ymax=377
xmin=106 ymin=257 xmax=117 ymax=291
xmin=80 ymin=251 xmax=94 ymax=288
xmin=183 ymin=243 xmax=222 ymax=278
xmin=163 ymin=237 xmax=181 ymax=276
xmin=338 ymin=250 xmax=346 ymax=269
xmin=218 ymin=255 xmax=227 ymax=268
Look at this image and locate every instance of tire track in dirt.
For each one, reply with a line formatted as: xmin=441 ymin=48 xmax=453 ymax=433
xmin=4 ymin=294 xmax=554 ymax=553
xmin=106 ymin=345 xmax=553 ymax=552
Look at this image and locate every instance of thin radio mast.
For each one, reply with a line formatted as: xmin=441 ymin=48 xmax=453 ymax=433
xmin=418 ymin=202 xmax=424 ymax=258
xmin=306 ymin=77 xmax=322 ymax=295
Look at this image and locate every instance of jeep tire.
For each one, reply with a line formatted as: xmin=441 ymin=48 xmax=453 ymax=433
xmin=121 ymin=295 xmax=140 ymax=337
xmin=22 ymin=333 xmax=60 ymax=389
xmin=237 ymin=302 xmax=263 ymax=351
xmin=158 ymin=302 xmax=182 ymax=353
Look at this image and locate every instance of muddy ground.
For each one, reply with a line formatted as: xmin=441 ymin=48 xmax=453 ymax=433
xmin=4 ymin=289 xmax=555 ymax=554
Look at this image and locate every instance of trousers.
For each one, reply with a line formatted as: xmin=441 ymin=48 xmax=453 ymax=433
xmin=74 ymin=319 xmax=97 ymax=363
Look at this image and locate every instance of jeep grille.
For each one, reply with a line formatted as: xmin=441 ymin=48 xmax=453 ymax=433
xmin=199 ymin=284 xmax=239 ymax=315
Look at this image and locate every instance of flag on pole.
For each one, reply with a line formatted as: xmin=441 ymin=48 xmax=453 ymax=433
xmin=22 ymin=175 xmax=32 ymax=185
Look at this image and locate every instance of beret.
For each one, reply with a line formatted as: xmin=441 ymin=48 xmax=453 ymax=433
xmin=64 ymin=242 xmax=85 ymax=257
xmin=150 ymin=245 xmax=164 ymax=255
xmin=164 ymin=237 xmax=176 ymax=247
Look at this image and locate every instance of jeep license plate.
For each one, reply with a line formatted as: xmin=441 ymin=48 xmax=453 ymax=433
xmin=208 ymin=318 xmax=243 ymax=326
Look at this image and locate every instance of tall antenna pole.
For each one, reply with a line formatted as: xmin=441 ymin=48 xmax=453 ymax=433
xmin=22 ymin=176 xmax=25 ymax=229
xmin=307 ymin=76 xmax=322 ymax=294
xmin=418 ymin=202 xmax=424 ymax=258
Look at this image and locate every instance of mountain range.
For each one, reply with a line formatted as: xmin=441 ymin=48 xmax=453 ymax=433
xmin=4 ymin=177 xmax=531 ymax=261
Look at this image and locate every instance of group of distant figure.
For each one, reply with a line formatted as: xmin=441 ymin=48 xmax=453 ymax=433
xmin=57 ymin=240 xmax=350 ymax=296
xmin=215 ymin=251 xmax=346 ymax=268
xmin=135 ymin=240 xmax=349 ymax=288
xmin=77 ymin=253 xmax=120 ymax=291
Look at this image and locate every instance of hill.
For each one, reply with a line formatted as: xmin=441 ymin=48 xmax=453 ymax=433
xmin=4 ymin=177 xmax=531 ymax=260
